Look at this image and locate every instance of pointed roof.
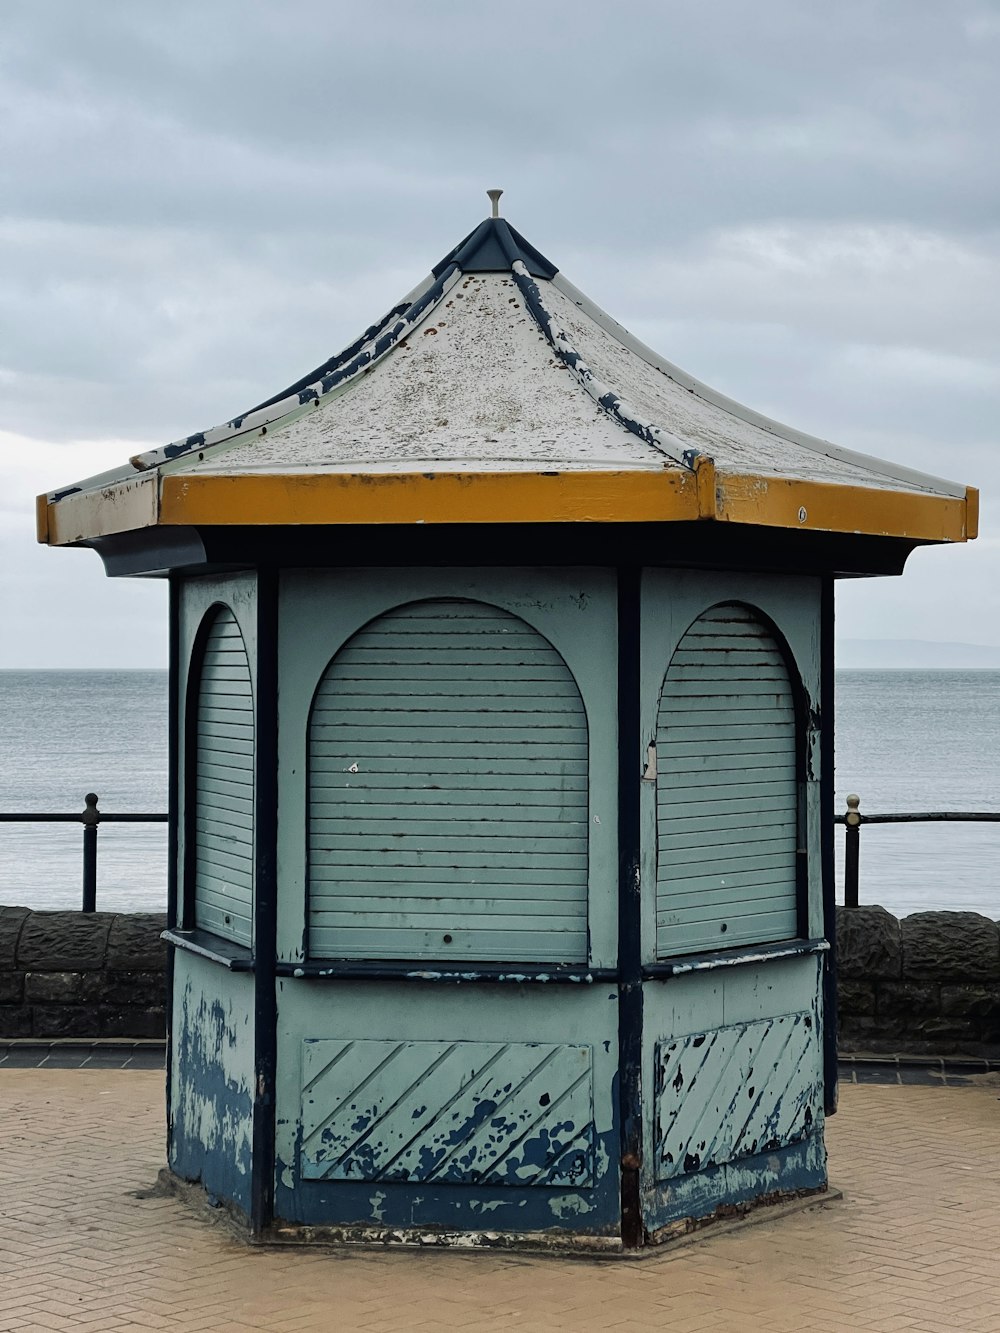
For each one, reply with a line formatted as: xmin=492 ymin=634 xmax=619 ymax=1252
xmin=38 ymin=207 xmax=977 ymax=549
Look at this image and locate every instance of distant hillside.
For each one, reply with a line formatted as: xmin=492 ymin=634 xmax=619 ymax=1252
xmin=837 ymin=639 xmax=1000 ymax=669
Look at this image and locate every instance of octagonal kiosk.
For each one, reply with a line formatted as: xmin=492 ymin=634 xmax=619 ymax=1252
xmin=38 ymin=199 xmax=977 ymax=1251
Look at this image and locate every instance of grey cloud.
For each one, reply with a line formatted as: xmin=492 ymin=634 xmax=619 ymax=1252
xmin=3 ymin=1 xmax=999 ymax=240
xmin=1 ymin=0 xmax=997 ymax=662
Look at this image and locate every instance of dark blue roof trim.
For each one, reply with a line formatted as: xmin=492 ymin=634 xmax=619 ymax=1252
xmin=244 ymin=303 xmax=410 ymax=418
xmin=509 ymin=261 xmax=697 ymax=470
xmin=300 ymin=263 xmax=458 ymax=401
xmin=163 ymin=433 xmax=205 ymax=461
xmin=126 ymin=216 xmax=555 ymax=474
xmin=128 ymin=266 xmax=461 ymax=474
xmin=432 ymin=218 xmax=558 ymax=279
xmin=248 ymin=218 xmax=554 ymax=420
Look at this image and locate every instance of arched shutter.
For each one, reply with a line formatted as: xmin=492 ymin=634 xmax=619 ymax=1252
xmin=656 ymin=604 xmax=798 ymax=956
xmin=308 ymin=599 xmax=588 ymax=962
xmin=193 ymin=607 xmax=254 ymax=945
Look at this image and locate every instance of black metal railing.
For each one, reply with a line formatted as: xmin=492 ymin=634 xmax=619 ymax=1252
xmin=836 ymin=794 xmax=1000 ymax=908
xmin=0 ymin=793 xmax=168 ymax=912
xmin=3 ymin=789 xmax=999 ymax=914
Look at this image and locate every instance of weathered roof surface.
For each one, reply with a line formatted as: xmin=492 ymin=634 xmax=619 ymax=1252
xmin=38 ymin=211 xmax=978 ymax=547
xmin=178 ymin=273 xmax=663 ymax=475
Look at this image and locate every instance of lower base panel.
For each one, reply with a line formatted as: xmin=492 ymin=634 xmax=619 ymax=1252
xmin=157 ymin=1169 xmax=837 ymax=1258
xmin=648 ymin=1181 xmax=837 ymax=1249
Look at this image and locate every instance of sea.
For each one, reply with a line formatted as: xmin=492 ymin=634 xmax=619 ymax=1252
xmin=0 ymin=669 xmax=998 ymax=919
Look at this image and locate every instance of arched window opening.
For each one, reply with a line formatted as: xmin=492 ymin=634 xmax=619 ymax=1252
xmin=308 ymin=599 xmax=589 ymax=962
xmin=656 ymin=603 xmax=798 ymax=957
xmin=191 ymin=606 xmax=254 ymax=945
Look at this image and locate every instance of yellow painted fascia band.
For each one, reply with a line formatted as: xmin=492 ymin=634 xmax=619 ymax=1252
xmin=159 ymin=469 xmax=702 ymax=527
xmin=966 ymin=486 xmax=980 ymax=540
xmin=695 ymin=457 xmax=717 ymax=519
xmin=716 ymin=474 xmax=974 ymax=543
xmin=39 ymin=467 xmax=977 ymax=546
xmin=159 ymin=469 xmax=974 ymax=542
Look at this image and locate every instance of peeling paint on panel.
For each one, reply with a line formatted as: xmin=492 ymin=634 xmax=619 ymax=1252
xmin=654 ymin=1014 xmax=822 ymax=1185
xmin=469 ymin=1198 xmax=506 ymax=1215
xmin=549 ymin=1192 xmax=597 ymax=1219
xmin=170 ymin=957 xmax=255 ymax=1213
xmin=666 ymin=941 xmax=828 ymax=975
xmin=267 ymin=1219 xmax=624 ymax=1253
xmin=644 ymin=1134 xmax=827 ymax=1235
xmin=805 ymin=704 xmax=822 ymax=782
xmin=300 ymin=1040 xmax=596 ymax=1190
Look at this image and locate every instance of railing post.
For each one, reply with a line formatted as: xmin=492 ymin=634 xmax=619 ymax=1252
xmin=844 ymin=793 xmax=861 ymax=909
xmin=81 ymin=792 xmax=99 ymax=912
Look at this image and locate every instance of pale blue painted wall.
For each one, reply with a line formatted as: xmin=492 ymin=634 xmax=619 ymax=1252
xmin=640 ymin=953 xmax=826 ymax=1232
xmin=169 ymin=952 xmax=255 ymax=1213
xmin=169 ymin=564 xmax=828 ymax=1241
xmin=275 ymin=569 xmax=619 ymax=969
xmin=273 ymin=978 xmax=621 ymax=1235
xmin=639 ymin=571 xmax=826 ymax=1235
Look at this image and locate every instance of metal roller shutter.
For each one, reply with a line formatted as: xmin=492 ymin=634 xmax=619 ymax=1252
xmin=308 ymin=599 xmax=589 ymax=961
xmin=193 ymin=607 xmax=254 ymax=945
xmin=656 ymin=604 xmax=798 ymax=956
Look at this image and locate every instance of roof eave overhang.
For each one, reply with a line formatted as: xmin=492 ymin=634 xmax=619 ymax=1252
xmin=37 ymin=472 xmax=160 ymax=547
xmin=37 ymin=467 xmax=979 ymax=548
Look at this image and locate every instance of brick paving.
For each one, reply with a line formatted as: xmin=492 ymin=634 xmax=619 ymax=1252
xmin=1 ymin=1071 xmax=998 ymax=1332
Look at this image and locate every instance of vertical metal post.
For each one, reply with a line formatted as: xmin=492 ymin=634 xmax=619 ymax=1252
xmin=616 ymin=567 xmax=644 ymax=1250
xmin=820 ymin=577 xmax=838 ymax=1116
xmin=844 ymin=794 xmax=861 ymax=909
xmin=251 ymin=569 xmax=279 ymax=1240
xmin=81 ymin=792 xmax=100 ymax=912
xmin=165 ymin=575 xmax=180 ymax=1156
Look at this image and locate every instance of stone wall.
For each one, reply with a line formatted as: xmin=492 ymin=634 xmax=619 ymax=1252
xmin=837 ymin=906 xmax=1000 ymax=1056
xmin=0 ymin=907 xmax=167 ymax=1039
xmin=3 ymin=905 xmax=999 ymax=1053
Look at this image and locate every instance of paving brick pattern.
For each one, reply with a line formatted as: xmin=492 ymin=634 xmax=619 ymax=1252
xmin=1 ymin=1072 xmax=998 ymax=1331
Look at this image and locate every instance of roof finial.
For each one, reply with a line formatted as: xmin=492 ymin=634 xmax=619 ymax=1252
xmin=487 ymin=188 xmax=503 ymax=219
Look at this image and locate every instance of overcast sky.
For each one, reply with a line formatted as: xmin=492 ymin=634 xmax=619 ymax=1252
xmin=2 ymin=0 xmax=998 ymax=667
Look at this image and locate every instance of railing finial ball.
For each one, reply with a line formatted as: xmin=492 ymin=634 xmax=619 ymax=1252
xmin=82 ymin=792 xmax=100 ymax=827
xmin=845 ymin=792 xmax=862 ymax=828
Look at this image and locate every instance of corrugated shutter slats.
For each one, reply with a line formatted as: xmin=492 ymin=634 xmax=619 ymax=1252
xmin=194 ymin=608 xmax=253 ymax=945
xmin=656 ymin=605 xmax=797 ymax=956
xmin=308 ymin=600 xmax=589 ymax=961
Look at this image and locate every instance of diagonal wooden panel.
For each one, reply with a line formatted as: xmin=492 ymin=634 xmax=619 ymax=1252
xmin=300 ymin=1039 xmax=594 ymax=1188
xmin=654 ymin=1014 xmax=821 ymax=1182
